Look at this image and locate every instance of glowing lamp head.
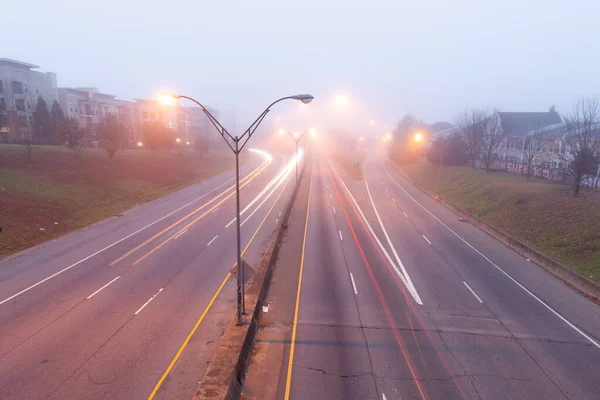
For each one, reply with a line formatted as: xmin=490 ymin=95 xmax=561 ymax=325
xmin=158 ymin=94 xmax=179 ymax=105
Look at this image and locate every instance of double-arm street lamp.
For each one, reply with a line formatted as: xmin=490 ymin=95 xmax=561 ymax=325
xmin=279 ymin=129 xmax=315 ymax=184
xmin=162 ymin=93 xmax=314 ymax=324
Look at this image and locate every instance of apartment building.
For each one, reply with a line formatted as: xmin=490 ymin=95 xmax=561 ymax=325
xmin=134 ymin=99 xmax=217 ymax=145
xmin=0 ymin=58 xmax=58 ymax=142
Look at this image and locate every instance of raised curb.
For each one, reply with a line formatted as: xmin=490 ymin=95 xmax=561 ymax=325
xmin=393 ymin=164 xmax=600 ymax=301
xmin=193 ymin=158 xmax=308 ymax=400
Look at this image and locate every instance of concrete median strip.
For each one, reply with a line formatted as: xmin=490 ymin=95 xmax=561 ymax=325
xmin=192 ymin=159 xmax=308 ymax=400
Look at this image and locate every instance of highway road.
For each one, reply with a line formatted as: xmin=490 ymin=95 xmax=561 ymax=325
xmin=248 ymin=150 xmax=600 ymax=400
xmin=0 ymin=148 xmax=299 ymax=400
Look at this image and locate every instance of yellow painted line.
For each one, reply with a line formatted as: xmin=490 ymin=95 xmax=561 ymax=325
xmin=132 ymin=161 xmax=270 ymax=266
xmin=146 ymin=172 xmax=292 ymax=400
xmin=284 ymin=171 xmax=312 ymax=400
xmin=109 ymin=161 xmax=267 ymax=267
xmin=146 ymin=272 xmax=231 ymax=400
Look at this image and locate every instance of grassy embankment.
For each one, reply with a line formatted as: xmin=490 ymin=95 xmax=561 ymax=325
xmin=392 ymin=162 xmax=600 ymax=281
xmin=0 ymin=145 xmax=230 ymax=257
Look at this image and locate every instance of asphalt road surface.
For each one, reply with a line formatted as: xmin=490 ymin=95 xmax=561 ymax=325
xmin=252 ymin=150 xmax=600 ymax=400
xmin=0 ymin=148 xmax=298 ymax=400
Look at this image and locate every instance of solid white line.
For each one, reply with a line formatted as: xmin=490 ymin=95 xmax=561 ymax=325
xmin=382 ymin=394 xmax=388 ymax=400
xmin=339 ymin=230 xmax=343 ymax=241
xmin=240 ymin=165 xmax=293 ymax=227
xmin=211 ymin=208 xmax=219 ymax=214
xmin=87 ymin=276 xmax=120 ymax=300
xmin=422 ymin=235 xmax=432 ymax=245
xmin=332 ymin=206 xmax=336 ymax=214
xmin=329 ymin=194 xmax=332 ymax=199
xmin=384 ymin=167 xmax=600 ymax=349
xmin=0 ymin=170 xmax=251 ymax=307
xmin=207 ymin=235 xmax=218 ymax=246
xmin=227 ymin=156 xmax=295 ymax=228
xmin=403 ymin=211 xmax=408 ymax=218
xmin=174 ymin=229 xmax=188 ymax=239
xmin=350 ymin=273 xmax=358 ymax=295
xmin=135 ymin=288 xmax=163 ymax=315
xmin=364 ymin=178 xmax=422 ymax=304
xmin=385 ymin=188 xmax=388 ymax=192
xmin=330 ymin=162 xmax=422 ymax=305
xmin=392 ymin=197 xmax=396 ymax=202
xmin=463 ymin=281 xmax=483 ymax=303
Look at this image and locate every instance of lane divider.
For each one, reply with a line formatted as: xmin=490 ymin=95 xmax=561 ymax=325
xmin=328 ymin=161 xmax=422 ymax=305
xmin=129 ymin=161 xmax=271 ymax=266
xmin=0 ymin=163 xmax=263 ymax=308
xmin=384 ymin=166 xmax=600 ymax=350
xmin=463 ymin=281 xmax=483 ymax=304
xmin=284 ymin=174 xmax=312 ymax=400
xmin=147 ymin=167 xmax=293 ymax=400
xmin=110 ymin=160 xmax=269 ymax=266
xmin=87 ymin=276 xmax=120 ymax=300
xmin=325 ymin=165 xmax=427 ymax=400
xmin=135 ymin=288 xmax=163 ymax=315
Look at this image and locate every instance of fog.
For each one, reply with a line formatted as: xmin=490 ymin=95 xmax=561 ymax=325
xmin=4 ymin=0 xmax=600 ymax=133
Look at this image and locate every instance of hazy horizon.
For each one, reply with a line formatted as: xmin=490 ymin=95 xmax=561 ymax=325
xmin=4 ymin=0 xmax=600 ymax=132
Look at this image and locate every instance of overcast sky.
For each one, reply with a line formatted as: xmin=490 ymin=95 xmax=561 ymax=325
xmin=4 ymin=0 xmax=600 ymax=133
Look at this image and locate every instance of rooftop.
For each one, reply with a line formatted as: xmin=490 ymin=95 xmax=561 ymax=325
xmin=0 ymin=58 xmax=40 ymax=70
xmin=498 ymin=111 xmax=563 ymax=136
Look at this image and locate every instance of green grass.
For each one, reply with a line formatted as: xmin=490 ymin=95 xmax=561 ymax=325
xmin=393 ymin=161 xmax=600 ymax=281
xmin=0 ymin=145 xmax=231 ymax=257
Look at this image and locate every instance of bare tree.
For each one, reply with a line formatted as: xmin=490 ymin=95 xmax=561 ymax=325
xmin=456 ymin=108 xmax=486 ymax=168
xmin=66 ymin=117 xmax=85 ymax=170
xmin=480 ymin=108 xmax=505 ymax=172
xmin=561 ymin=96 xmax=600 ymax=195
xmin=25 ymin=138 xmax=35 ymax=160
xmin=521 ymin=131 xmax=547 ymax=180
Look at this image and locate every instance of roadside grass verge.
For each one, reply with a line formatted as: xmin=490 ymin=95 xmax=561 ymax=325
xmin=0 ymin=145 xmax=230 ymax=257
xmin=392 ymin=161 xmax=600 ymax=281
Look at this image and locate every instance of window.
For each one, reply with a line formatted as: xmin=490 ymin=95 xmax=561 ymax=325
xmin=35 ymin=85 xmax=39 ymax=95
xmin=18 ymin=116 xmax=27 ymax=127
xmin=151 ymin=112 xmax=156 ymax=119
xmin=0 ymin=80 xmax=3 ymax=93
xmin=12 ymin=81 xmax=23 ymax=94
xmin=24 ymin=83 xmax=29 ymax=93
xmin=15 ymin=99 xmax=26 ymax=111
xmin=516 ymin=140 xmax=523 ymax=150
xmin=26 ymin=101 xmax=30 ymax=110
xmin=143 ymin=111 xmax=148 ymax=119
xmin=559 ymin=162 xmax=564 ymax=169
xmin=28 ymin=116 xmax=33 ymax=124
xmin=0 ymin=98 xmax=5 ymax=111
xmin=0 ymin=114 xmax=7 ymax=127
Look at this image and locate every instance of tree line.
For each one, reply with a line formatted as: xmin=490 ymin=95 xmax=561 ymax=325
xmin=389 ymin=96 xmax=600 ymax=195
xmin=24 ymin=96 xmax=210 ymax=165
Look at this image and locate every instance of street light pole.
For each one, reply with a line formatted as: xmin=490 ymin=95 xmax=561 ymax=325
xmin=234 ymin=136 xmax=243 ymax=313
xmin=285 ymin=131 xmax=307 ymax=185
xmin=437 ymin=144 xmax=444 ymax=196
xmin=164 ymin=93 xmax=314 ymax=324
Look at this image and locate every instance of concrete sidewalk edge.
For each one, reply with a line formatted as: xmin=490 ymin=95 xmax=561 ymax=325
xmin=389 ymin=162 xmax=600 ymax=302
xmin=193 ymin=157 xmax=308 ymax=400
